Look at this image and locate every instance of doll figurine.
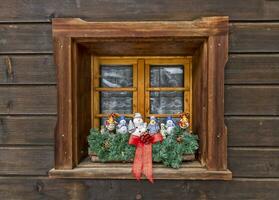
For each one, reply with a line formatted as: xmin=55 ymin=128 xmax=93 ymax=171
xmin=178 ymin=113 xmax=190 ymax=129
xmin=160 ymin=123 xmax=167 ymax=139
xmin=147 ymin=116 xmax=160 ymax=135
xmin=165 ymin=116 xmax=176 ymax=135
xmin=128 ymin=113 xmax=147 ymax=137
xmin=104 ymin=113 xmax=118 ymax=132
xmin=116 ymin=116 xmax=128 ymax=134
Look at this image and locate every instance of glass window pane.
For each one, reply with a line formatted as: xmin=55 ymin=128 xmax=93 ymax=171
xmin=150 ymin=91 xmax=183 ymax=114
xmin=150 ymin=65 xmax=184 ymax=87
xmin=100 ymin=91 xmax=132 ymax=114
xmin=100 ymin=65 xmax=133 ymax=87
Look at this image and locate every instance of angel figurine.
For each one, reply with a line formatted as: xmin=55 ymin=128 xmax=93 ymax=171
xmin=116 ymin=116 xmax=128 ymax=134
xmin=147 ymin=116 xmax=160 ymax=135
xmin=128 ymin=113 xmax=147 ymax=137
xmin=104 ymin=113 xmax=118 ymax=132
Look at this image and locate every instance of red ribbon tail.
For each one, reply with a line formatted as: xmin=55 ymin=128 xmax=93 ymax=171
xmin=132 ymin=144 xmax=143 ymax=181
xmin=142 ymin=144 xmax=153 ymax=183
xmin=129 ymin=133 xmax=163 ymax=183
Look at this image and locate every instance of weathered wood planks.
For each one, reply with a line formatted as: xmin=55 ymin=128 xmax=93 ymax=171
xmin=0 ymin=55 xmax=56 ymax=84
xmin=0 ymin=24 xmax=52 ymax=54
xmin=0 ymin=86 xmax=57 ymax=114
xmin=0 ymin=0 xmax=279 ymax=22
xmin=225 ymin=86 xmax=279 ymax=116
xmin=229 ymin=23 xmax=279 ymax=53
xmin=0 ymin=0 xmax=278 ymax=197
xmin=225 ymin=54 xmax=279 ymax=84
xmin=228 ymin=147 xmax=279 ymax=177
xmin=226 ymin=117 xmax=279 ymax=147
xmin=0 ymin=177 xmax=278 ymax=199
xmin=0 ymin=147 xmax=53 ymax=175
xmin=1 ymin=23 xmax=279 ymax=53
xmin=0 ymin=116 xmax=55 ymax=145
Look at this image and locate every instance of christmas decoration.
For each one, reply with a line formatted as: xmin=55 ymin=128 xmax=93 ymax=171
xmin=128 ymin=113 xmax=147 ymax=136
xmin=116 ymin=116 xmax=128 ymax=134
xmin=178 ymin=113 xmax=190 ymax=129
xmin=160 ymin=123 xmax=167 ymax=139
xmin=165 ymin=116 xmax=176 ymax=135
xmin=87 ymin=112 xmax=199 ymax=182
xmin=104 ymin=113 xmax=118 ymax=132
xmin=147 ymin=116 xmax=160 ymax=135
xmin=128 ymin=113 xmax=163 ymax=182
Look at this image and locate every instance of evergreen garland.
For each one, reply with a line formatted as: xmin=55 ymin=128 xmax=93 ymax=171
xmin=88 ymin=127 xmax=199 ymax=168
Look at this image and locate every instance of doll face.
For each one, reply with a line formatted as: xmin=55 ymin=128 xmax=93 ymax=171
xmin=133 ymin=117 xmax=143 ymax=126
xmin=166 ymin=119 xmax=174 ymax=127
xmin=150 ymin=119 xmax=156 ymax=125
xmin=119 ymin=119 xmax=126 ymax=125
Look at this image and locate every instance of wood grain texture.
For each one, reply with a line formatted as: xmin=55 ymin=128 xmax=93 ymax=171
xmin=0 ymin=0 xmax=279 ymax=197
xmin=53 ymin=36 xmax=74 ymax=169
xmin=0 ymin=178 xmax=278 ymax=200
xmin=52 ymin=17 xmax=228 ymax=38
xmin=230 ymin=23 xmax=279 ymax=53
xmin=1 ymin=23 xmax=279 ymax=53
xmin=82 ymin=39 xmax=204 ymax=56
xmin=226 ymin=117 xmax=279 ymax=147
xmin=0 ymin=86 xmax=57 ymax=114
xmin=225 ymin=86 xmax=279 ymax=116
xmin=0 ymin=0 xmax=279 ymax=22
xmin=0 ymin=116 xmax=55 ymax=145
xmin=0 ymin=146 xmax=53 ymax=175
xmin=225 ymin=54 xmax=279 ymax=84
xmin=0 ymin=24 xmax=52 ymax=54
xmin=192 ymin=43 xmax=208 ymax=165
xmin=74 ymin=45 xmax=91 ymax=164
xmin=0 ymin=147 xmax=278 ymax=178
xmin=205 ymin=34 xmax=228 ymax=171
xmin=229 ymin=148 xmax=279 ymax=178
xmin=0 ymin=55 xmax=55 ymax=84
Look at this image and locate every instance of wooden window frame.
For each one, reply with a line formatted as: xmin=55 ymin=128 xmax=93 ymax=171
xmin=92 ymin=56 xmax=192 ymax=126
xmin=49 ymin=17 xmax=232 ymax=180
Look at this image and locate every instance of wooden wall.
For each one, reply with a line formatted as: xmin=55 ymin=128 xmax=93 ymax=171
xmin=0 ymin=0 xmax=279 ymax=199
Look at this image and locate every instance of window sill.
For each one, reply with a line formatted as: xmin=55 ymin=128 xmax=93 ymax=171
xmin=49 ymin=158 xmax=232 ymax=180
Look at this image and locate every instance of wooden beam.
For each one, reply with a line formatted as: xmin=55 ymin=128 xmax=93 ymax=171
xmin=52 ymin=17 xmax=229 ymax=38
xmin=54 ymin=36 xmax=74 ymax=169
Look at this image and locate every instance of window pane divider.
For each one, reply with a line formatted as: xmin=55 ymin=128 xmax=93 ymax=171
xmin=96 ymin=114 xmax=134 ymax=118
xmin=146 ymin=113 xmax=181 ymax=118
xmin=146 ymin=87 xmax=189 ymax=91
xmin=95 ymin=87 xmax=136 ymax=91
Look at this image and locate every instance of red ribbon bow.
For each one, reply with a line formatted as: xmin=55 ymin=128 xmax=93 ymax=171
xmin=129 ymin=132 xmax=163 ymax=183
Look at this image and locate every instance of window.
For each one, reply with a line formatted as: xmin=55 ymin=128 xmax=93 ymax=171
xmin=91 ymin=57 xmax=192 ymax=127
xmin=49 ymin=17 xmax=232 ymax=180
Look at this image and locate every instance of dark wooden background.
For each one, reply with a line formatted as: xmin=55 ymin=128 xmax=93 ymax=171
xmin=0 ymin=0 xmax=279 ymax=199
